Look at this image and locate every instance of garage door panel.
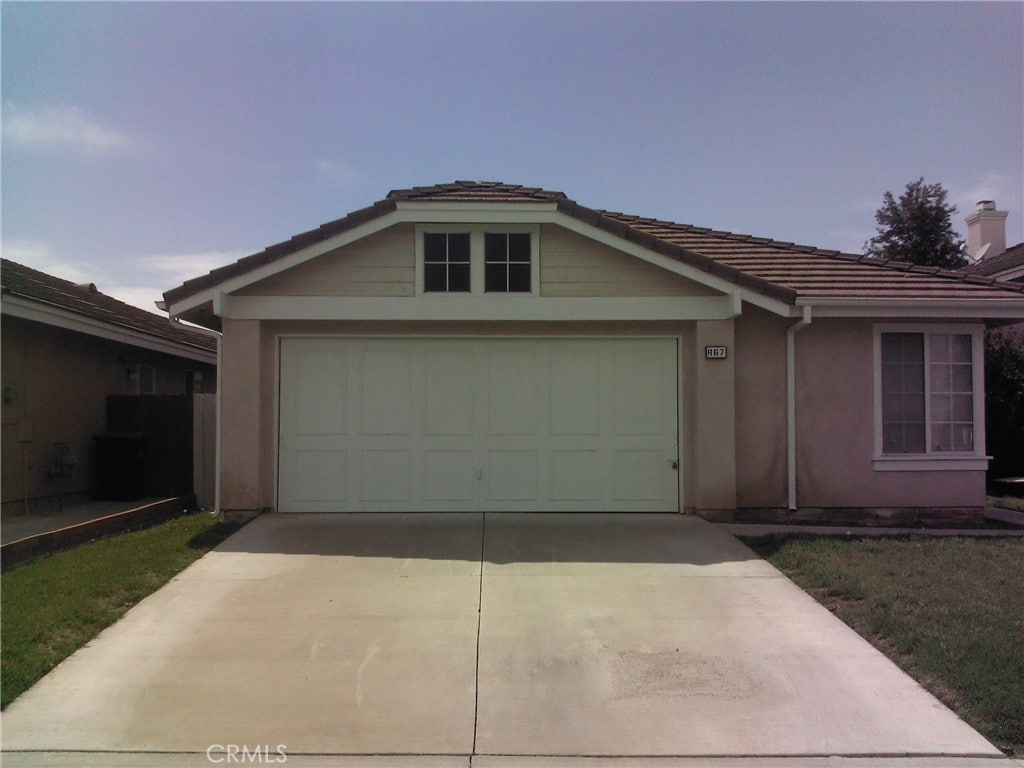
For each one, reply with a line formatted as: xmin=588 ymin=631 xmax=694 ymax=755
xmin=278 ymin=337 xmax=679 ymax=513
xmin=486 ymin=449 xmax=537 ymax=501
xmin=612 ymin=450 xmax=669 ymax=501
xmin=486 ymin=346 xmax=538 ymax=436
xmin=360 ymin=449 xmax=412 ymax=501
xmin=424 ymin=349 xmax=475 ymax=436
xmin=286 ymin=449 xmax=348 ymax=502
xmin=283 ymin=342 xmax=349 ymax=436
xmin=423 ymin=449 xmax=475 ymax=501
xmin=549 ymin=348 xmax=601 ymax=436
xmin=612 ymin=345 xmax=666 ymax=436
xmin=549 ymin=449 xmax=601 ymax=501
xmin=360 ymin=347 xmax=413 ymax=435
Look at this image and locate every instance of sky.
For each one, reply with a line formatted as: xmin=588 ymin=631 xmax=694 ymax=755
xmin=2 ymin=1 xmax=1022 ymax=313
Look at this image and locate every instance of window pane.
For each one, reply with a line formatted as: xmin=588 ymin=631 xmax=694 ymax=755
xmin=424 ymin=233 xmax=447 ymax=263
xmin=449 ymin=263 xmax=470 ymax=292
xmin=952 ymin=394 xmax=973 ymax=421
xmin=449 ymin=234 xmax=471 ymax=262
xmin=904 ymin=393 xmax=925 ymax=420
xmin=883 ymin=422 xmax=903 ymax=453
xmin=508 ymin=263 xmax=531 ymax=292
xmin=930 ymin=364 xmax=951 ymax=391
xmin=952 ymin=425 xmax=974 ymax=452
xmin=485 ymin=262 xmax=507 ymax=292
xmin=485 ymin=233 xmax=506 ymax=263
xmin=904 ymin=364 xmax=925 ymax=393
xmin=424 ymin=263 xmax=446 ymax=292
xmin=881 ymin=334 xmax=903 ymax=360
xmin=905 ymin=423 xmax=926 ymax=453
xmin=931 ymin=423 xmax=952 ymax=452
xmin=952 ymin=365 xmax=973 ymax=392
xmin=931 ymin=395 xmax=951 ymax=421
xmin=951 ymin=335 xmax=972 ymax=363
xmin=882 ymin=363 xmax=903 ymax=393
xmin=928 ymin=334 xmax=949 ymax=362
xmin=508 ymin=233 xmax=531 ymax=262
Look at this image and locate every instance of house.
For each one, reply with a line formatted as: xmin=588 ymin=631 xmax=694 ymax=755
xmin=1 ymin=259 xmax=218 ymax=515
xmin=162 ymin=182 xmax=1024 ymax=522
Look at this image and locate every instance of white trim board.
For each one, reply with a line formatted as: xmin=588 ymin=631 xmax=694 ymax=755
xmin=215 ymin=294 xmax=740 ymax=322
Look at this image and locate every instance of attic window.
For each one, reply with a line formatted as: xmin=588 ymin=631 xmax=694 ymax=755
xmin=423 ymin=233 xmax=470 ymax=292
xmin=485 ymin=233 xmax=532 ymax=293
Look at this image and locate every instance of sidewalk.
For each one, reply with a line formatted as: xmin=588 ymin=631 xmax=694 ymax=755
xmin=721 ymin=506 xmax=1024 ymax=540
xmin=1 ymin=496 xmax=197 ymax=569
xmin=1 ymin=499 xmax=170 ymax=545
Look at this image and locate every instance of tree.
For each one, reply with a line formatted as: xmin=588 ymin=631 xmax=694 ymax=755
xmin=864 ymin=178 xmax=967 ymax=269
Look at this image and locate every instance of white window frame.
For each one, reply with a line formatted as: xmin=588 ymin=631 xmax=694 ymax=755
xmin=872 ymin=323 xmax=988 ymax=471
xmin=415 ymin=224 xmax=540 ymax=297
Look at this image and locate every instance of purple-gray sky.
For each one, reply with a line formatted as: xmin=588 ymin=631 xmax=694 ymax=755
xmin=3 ymin=1 xmax=1022 ymax=312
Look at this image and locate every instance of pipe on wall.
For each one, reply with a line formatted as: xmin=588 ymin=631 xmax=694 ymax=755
xmin=786 ymin=306 xmax=812 ymax=511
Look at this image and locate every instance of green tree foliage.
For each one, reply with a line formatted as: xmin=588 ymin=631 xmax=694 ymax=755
xmin=864 ymin=178 xmax=967 ymax=269
xmin=985 ymin=328 xmax=1024 ymax=479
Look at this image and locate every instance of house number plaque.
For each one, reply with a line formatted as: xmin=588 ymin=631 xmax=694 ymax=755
xmin=705 ymin=346 xmax=728 ymax=359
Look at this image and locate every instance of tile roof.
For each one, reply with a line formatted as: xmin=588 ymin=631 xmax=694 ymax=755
xmin=164 ymin=181 xmax=1024 ymax=308
xmin=2 ymin=258 xmax=218 ymax=353
xmin=959 ymin=242 xmax=1024 ymax=279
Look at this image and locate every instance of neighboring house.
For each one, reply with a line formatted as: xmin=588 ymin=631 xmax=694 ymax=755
xmin=961 ymin=243 xmax=1024 ymax=284
xmin=163 ymin=182 xmax=1024 ymax=521
xmin=960 ymin=200 xmax=1024 ymax=284
xmin=1 ymin=259 xmax=218 ymax=515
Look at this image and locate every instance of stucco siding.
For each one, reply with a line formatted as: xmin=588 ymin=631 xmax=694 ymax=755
xmin=794 ymin=318 xmax=985 ymax=508
xmin=539 ymin=225 xmax=720 ymax=298
xmin=734 ymin=308 xmax=788 ymax=508
xmin=235 ymin=224 xmax=415 ymax=297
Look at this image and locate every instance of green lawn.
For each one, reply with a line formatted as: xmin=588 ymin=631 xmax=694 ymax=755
xmin=746 ymin=535 xmax=1024 ymax=755
xmin=1 ymin=512 xmax=243 ymax=709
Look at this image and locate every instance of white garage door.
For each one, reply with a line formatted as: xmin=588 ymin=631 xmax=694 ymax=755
xmin=278 ymin=338 xmax=679 ymax=512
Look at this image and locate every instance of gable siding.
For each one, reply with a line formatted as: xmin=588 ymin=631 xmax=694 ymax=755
xmin=235 ymin=223 xmax=415 ymax=297
xmin=539 ymin=225 xmax=719 ymax=298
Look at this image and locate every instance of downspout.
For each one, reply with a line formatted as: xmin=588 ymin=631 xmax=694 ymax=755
xmin=787 ymin=306 xmax=812 ymax=511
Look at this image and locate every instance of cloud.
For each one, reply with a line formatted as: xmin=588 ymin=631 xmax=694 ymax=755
xmin=1 ymin=239 xmax=100 ymax=284
xmin=2 ymin=103 xmax=131 ymax=153
xmin=949 ymin=172 xmax=1021 ymax=221
xmin=2 ymin=240 xmax=246 ymax=314
xmin=142 ymin=250 xmax=248 ymax=285
xmin=317 ymin=158 xmax=357 ymax=184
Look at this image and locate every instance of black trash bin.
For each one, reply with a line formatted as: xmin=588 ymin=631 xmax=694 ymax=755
xmin=93 ymin=433 xmax=147 ymax=501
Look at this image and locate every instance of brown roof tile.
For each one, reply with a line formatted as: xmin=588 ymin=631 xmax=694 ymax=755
xmin=2 ymin=259 xmax=218 ymax=353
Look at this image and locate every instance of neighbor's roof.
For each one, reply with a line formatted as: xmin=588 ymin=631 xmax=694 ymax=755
xmin=164 ymin=181 xmax=1024 ymax=308
xmin=959 ymin=242 xmax=1024 ymax=280
xmin=1 ymin=258 xmax=218 ymax=353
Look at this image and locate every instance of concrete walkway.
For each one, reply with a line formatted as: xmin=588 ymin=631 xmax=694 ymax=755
xmin=1 ymin=498 xmax=167 ymax=544
xmin=0 ymin=514 xmax=1010 ymax=767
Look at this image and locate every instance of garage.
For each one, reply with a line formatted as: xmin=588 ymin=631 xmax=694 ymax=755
xmin=278 ymin=337 xmax=680 ymax=512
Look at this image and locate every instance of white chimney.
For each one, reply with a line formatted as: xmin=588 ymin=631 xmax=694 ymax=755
xmin=965 ymin=200 xmax=1008 ymax=262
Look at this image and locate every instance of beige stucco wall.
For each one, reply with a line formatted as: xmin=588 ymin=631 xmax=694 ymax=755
xmin=1 ymin=316 xmax=216 ymax=514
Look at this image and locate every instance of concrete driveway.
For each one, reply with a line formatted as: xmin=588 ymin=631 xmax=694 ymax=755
xmin=0 ymin=514 xmax=1005 ymax=767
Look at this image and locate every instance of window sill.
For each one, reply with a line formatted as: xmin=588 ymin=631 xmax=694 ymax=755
xmin=872 ymin=454 xmax=991 ymax=472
